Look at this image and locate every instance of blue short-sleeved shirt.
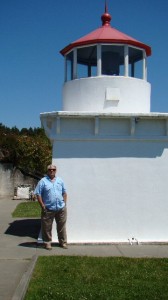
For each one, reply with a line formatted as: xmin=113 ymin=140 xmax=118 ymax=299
xmin=34 ymin=176 xmax=66 ymax=211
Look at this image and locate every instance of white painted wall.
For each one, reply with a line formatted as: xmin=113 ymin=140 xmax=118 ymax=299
xmin=63 ymin=76 xmax=151 ymax=113
xmin=0 ymin=164 xmax=37 ymax=197
xmin=0 ymin=164 xmax=13 ymax=196
xmin=53 ymin=140 xmax=168 ymax=243
xmin=41 ymin=113 xmax=168 ymax=243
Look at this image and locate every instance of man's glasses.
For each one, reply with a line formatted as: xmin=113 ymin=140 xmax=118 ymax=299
xmin=48 ymin=169 xmax=56 ymax=171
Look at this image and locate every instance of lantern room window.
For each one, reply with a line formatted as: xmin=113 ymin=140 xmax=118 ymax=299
xmin=128 ymin=47 xmax=144 ymax=79
xmin=64 ymin=44 xmax=147 ymax=82
xmin=66 ymin=51 xmax=73 ymax=81
xmin=77 ymin=46 xmax=97 ymax=78
xmin=101 ymin=45 xmax=124 ymax=76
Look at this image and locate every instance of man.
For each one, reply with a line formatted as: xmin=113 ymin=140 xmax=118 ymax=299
xmin=35 ymin=164 xmax=68 ymax=250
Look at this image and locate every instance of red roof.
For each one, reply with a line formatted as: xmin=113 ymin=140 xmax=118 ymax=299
xmin=60 ymin=8 xmax=151 ymax=56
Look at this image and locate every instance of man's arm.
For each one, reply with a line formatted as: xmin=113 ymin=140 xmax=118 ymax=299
xmin=63 ymin=192 xmax=67 ymax=206
xmin=36 ymin=194 xmax=45 ymax=210
xmin=34 ymin=180 xmax=45 ymax=210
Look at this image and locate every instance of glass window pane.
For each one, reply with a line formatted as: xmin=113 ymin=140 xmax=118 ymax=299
xmin=128 ymin=47 xmax=143 ymax=79
xmin=77 ymin=46 xmax=97 ymax=79
xmin=101 ymin=45 xmax=124 ymax=76
xmin=66 ymin=51 xmax=73 ymax=81
xmin=77 ymin=64 xmax=88 ymax=78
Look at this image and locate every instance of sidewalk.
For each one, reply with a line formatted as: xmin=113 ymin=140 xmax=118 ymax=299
xmin=1 ymin=197 xmax=168 ymax=300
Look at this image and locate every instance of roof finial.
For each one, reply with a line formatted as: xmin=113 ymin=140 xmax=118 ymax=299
xmin=101 ymin=1 xmax=112 ymax=27
xmin=105 ymin=0 xmax=108 ymax=13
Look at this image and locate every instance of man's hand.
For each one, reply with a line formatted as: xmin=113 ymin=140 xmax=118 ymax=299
xmin=42 ymin=206 xmax=47 ymax=213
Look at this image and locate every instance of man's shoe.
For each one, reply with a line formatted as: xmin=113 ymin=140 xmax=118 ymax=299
xmin=60 ymin=243 xmax=68 ymax=249
xmin=44 ymin=243 xmax=52 ymax=250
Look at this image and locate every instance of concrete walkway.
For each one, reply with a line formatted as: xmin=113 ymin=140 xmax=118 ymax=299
xmin=1 ymin=197 xmax=168 ymax=300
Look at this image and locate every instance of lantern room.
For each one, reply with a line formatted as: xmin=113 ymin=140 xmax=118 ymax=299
xmin=60 ymin=5 xmax=151 ymax=113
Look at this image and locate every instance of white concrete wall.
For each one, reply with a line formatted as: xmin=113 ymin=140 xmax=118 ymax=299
xmin=53 ymin=141 xmax=168 ymax=243
xmin=0 ymin=164 xmax=13 ymax=196
xmin=0 ymin=164 xmax=37 ymax=197
xmin=41 ymin=113 xmax=168 ymax=243
xmin=63 ymin=76 xmax=151 ymax=113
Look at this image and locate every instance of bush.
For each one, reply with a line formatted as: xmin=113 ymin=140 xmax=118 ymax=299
xmin=0 ymin=123 xmax=52 ymax=175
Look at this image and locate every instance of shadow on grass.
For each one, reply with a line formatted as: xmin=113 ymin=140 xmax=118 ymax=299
xmin=5 ymin=219 xmax=41 ymax=239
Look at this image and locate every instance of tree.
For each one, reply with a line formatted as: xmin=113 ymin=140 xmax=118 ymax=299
xmin=0 ymin=124 xmax=52 ymax=175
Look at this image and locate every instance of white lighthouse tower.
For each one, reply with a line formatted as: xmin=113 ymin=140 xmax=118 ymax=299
xmin=41 ymin=5 xmax=168 ymax=244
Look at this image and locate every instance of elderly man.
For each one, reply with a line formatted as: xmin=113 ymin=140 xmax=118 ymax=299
xmin=35 ymin=164 xmax=67 ymax=250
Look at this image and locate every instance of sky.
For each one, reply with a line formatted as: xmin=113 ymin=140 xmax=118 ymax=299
xmin=0 ymin=0 xmax=168 ymax=129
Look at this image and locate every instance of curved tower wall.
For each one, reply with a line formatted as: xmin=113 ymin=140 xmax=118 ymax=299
xmin=63 ymin=76 xmax=151 ymax=113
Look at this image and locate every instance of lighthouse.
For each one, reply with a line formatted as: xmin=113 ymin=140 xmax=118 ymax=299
xmin=40 ymin=5 xmax=168 ymax=244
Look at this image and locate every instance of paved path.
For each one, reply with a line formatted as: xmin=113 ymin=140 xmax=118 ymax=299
xmin=1 ymin=197 xmax=168 ymax=299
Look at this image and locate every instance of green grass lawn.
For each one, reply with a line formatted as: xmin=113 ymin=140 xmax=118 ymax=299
xmin=12 ymin=201 xmax=41 ymax=218
xmin=12 ymin=203 xmax=168 ymax=299
xmin=25 ymin=256 xmax=168 ymax=300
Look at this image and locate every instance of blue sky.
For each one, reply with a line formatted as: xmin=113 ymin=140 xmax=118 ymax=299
xmin=0 ymin=0 xmax=168 ymax=129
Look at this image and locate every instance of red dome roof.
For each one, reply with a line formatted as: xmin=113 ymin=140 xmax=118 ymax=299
xmin=60 ymin=7 xmax=151 ymax=56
